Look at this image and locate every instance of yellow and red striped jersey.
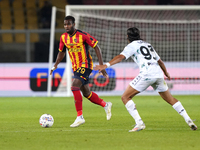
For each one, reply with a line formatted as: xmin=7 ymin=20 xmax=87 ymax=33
xmin=59 ymin=29 xmax=98 ymax=71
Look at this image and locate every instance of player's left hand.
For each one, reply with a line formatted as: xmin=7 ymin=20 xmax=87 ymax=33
xmin=94 ymin=65 xmax=108 ymax=77
xmin=101 ymin=69 xmax=108 ymax=78
xmin=94 ymin=65 xmax=106 ymax=72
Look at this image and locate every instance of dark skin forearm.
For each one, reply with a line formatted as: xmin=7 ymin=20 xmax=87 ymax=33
xmin=94 ymin=44 xmax=104 ymax=65
xmin=50 ymin=51 xmax=66 ymax=75
xmin=157 ymin=59 xmax=171 ymax=80
xmin=108 ymin=54 xmax=125 ymax=66
xmin=54 ymin=51 xmax=66 ymax=67
xmin=94 ymin=44 xmax=108 ymax=77
xmin=94 ymin=54 xmax=125 ymax=72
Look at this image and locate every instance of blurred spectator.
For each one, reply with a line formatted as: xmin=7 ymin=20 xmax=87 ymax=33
xmin=39 ymin=1 xmax=52 ymax=28
xmin=67 ymin=0 xmax=83 ymax=5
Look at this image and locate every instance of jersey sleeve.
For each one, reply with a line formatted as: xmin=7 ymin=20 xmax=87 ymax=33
xmin=59 ymin=34 xmax=65 ymax=52
xmin=83 ymin=32 xmax=98 ymax=48
xmin=120 ymin=44 xmax=135 ymax=60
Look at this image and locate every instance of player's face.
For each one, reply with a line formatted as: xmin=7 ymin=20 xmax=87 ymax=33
xmin=64 ymin=19 xmax=75 ymax=34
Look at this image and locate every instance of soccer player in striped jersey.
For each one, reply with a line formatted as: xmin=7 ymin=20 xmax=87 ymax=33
xmin=50 ymin=16 xmax=112 ymax=127
xmin=95 ymin=27 xmax=197 ymax=132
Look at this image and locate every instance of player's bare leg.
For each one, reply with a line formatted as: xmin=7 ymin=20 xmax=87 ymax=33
xmin=159 ymin=90 xmax=197 ymax=130
xmin=121 ymin=85 xmax=145 ymax=132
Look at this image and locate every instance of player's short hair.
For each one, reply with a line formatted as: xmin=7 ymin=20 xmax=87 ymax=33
xmin=127 ymin=27 xmax=142 ymax=42
xmin=64 ymin=15 xmax=75 ymax=23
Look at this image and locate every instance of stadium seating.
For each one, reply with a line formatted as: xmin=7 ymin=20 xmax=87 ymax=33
xmin=0 ymin=0 xmax=10 ymax=8
xmin=1 ymin=8 xmax=13 ymax=43
xmin=0 ymin=1 xmax=12 ymax=43
xmin=1 ymin=0 xmax=200 ymax=44
xmin=52 ymin=0 xmax=67 ymax=8
xmin=25 ymin=0 xmax=39 ymax=42
xmin=1 ymin=25 xmax=13 ymax=43
xmin=25 ymin=0 xmax=36 ymax=8
xmin=11 ymin=0 xmax=25 ymax=42
xmin=38 ymin=0 xmax=48 ymax=8
xmin=13 ymin=9 xmax=26 ymax=43
xmin=0 ymin=0 xmax=43 ymax=43
xmin=12 ymin=0 xmax=24 ymax=8
xmin=0 ymin=0 xmax=39 ymax=43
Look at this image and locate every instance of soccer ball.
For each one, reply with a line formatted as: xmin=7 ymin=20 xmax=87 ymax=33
xmin=39 ymin=114 xmax=54 ymax=128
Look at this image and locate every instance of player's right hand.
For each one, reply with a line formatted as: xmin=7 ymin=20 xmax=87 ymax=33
xmin=50 ymin=66 xmax=57 ymax=75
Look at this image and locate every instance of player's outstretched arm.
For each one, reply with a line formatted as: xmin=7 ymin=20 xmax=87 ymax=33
xmin=50 ymin=51 xmax=66 ymax=75
xmin=94 ymin=54 xmax=125 ymax=72
xmin=157 ymin=59 xmax=171 ymax=80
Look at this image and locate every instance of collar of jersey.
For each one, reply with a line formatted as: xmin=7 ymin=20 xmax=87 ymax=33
xmin=68 ymin=29 xmax=77 ymax=37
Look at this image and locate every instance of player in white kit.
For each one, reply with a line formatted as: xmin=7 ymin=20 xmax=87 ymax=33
xmin=95 ymin=27 xmax=197 ymax=132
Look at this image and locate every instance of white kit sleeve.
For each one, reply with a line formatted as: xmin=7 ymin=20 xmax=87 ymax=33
xmin=120 ymin=44 xmax=135 ymax=60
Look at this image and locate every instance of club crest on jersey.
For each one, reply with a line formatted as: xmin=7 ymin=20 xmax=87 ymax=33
xmin=74 ymin=39 xmax=77 ymax=43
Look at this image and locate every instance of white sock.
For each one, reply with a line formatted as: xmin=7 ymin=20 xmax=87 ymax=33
xmin=172 ymin=101 xmax=191 ymax=122
xmin=125 ymin=100 xmax=143 ymax=125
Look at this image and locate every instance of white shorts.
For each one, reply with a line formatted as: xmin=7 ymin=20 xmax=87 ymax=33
xmin=129 ymin=75 xmax=168 ymax=92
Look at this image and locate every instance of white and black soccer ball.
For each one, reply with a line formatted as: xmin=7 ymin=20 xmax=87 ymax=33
xmin=39 ymin=114 xmax=54 ymax=128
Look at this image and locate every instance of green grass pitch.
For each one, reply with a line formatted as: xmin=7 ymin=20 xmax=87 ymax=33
xmin=0 ymin=95 xmax=199 ymax=150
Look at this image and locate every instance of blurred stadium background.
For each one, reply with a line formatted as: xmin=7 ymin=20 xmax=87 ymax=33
xmin=0 ymin=2 xmax=199 ymax=150
xmin=0 ymin=0 xmax=200 ymax=97
xmin=0 ymin=0 xmax=200 ymax=62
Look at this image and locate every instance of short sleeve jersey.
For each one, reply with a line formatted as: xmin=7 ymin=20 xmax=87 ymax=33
xmin=120 ymin=40 xmax=163 ymax=78
xmin=59 ymin=29 xmax=98 ymax=71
